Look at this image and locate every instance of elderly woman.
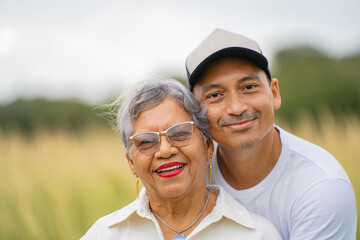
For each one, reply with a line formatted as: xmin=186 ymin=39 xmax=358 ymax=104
xmin=81 ymin=79 xmax=281 ymax=240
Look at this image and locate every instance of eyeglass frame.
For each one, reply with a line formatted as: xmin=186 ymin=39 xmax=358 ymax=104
xmin=129 ymin=121 xmax=195 ymax=154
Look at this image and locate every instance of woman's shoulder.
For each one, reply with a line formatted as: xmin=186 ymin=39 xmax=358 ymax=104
xmin=80 ymin=199 xmax=139 ymax=240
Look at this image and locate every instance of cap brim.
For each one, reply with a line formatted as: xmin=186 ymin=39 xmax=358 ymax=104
xmin=188 ymin=47 xmax=271 ymax=91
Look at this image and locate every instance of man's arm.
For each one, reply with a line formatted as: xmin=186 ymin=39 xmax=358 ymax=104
xmin=290 ymin=178 xmax=357 ymax=240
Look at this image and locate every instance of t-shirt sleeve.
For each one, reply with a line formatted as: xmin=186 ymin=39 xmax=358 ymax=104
xmin=289 ymin=178 xmax=357 ymax=240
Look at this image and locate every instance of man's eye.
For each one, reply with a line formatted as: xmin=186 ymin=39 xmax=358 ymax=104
xmin=207 ymin=92 xmax=221 ymax=99
xmin=244 ymin=84 xmax=256 ymax=90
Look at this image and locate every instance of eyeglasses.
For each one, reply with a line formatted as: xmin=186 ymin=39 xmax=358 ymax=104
xmin=129 ymin=121 xmax=195 ymax=155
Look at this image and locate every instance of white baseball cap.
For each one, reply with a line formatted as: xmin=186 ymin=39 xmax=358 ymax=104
xmin=186 ymin=28 xmax=271 ymax=91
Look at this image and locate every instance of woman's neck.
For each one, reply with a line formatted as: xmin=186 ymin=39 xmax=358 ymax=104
xmin=149 ymin=185 xmax=207 ymax=218
xmin=148 ymin=187 xmax=217 ymax=240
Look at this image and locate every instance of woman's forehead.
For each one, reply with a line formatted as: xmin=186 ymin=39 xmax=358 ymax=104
xmin=132 ymin=98 xmax=192 ymax=133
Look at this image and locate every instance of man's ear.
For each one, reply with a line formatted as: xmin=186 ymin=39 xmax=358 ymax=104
xmin=271 ymin=78 xmax=281 ymax=110
xmin=126 ymin=153 xmax=137 ymax=175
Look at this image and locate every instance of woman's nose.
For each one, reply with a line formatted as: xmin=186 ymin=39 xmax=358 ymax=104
xmin=154 ymin=135 xmax=178 ymax=159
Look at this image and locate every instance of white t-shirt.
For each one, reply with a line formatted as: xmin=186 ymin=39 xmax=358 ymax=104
xmin=211 ymin=126 xmax=357 ymax=240
xmin=81 ymin=185 xmax=282 ymax=240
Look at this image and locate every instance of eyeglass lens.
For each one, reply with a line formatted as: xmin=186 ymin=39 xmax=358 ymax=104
xmin=131 ymin=122 xmax=193 ymax=154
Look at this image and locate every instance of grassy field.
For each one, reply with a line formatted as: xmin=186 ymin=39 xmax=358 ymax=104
xmin=0 ymin=113 xmax=359 ymax=239
xmin=0 ymin=129 xmax=135 ymax=240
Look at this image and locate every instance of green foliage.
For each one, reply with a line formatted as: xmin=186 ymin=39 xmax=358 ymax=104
xmin=273 ymin=47 xmax=360 ymax=124
xmin=0 ymin=98 xmax=107 ymax=135
xmin=172 ymin=76 xmax=189 ymax=88
xmin=1 ymin=46 xmax=360 ymax=134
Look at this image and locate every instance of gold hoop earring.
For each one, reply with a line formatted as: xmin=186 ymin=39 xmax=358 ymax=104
xmin=209 ymin=162 xmax=212 ymax=184
xmin=208 ymin=154 xmax=213 ymax=184
xmin=134 ymin=174 xmax=139 ymax=199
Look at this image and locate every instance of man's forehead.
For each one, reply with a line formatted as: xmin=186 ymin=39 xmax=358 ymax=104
xmin=199 ymin=82 xmax=224 ymax=92
xmin=216 ymin=57 xmax=261 ymax=71
xmin=197 ymin=72 xmax=260 ymax=87
xmin=196 ymin=58 xmax=267 ymax=87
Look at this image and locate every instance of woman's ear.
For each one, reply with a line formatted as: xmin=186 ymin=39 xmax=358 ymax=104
xmin=206 ymin=139 xmax=214 ymax=160
xmin=126 ymin=153 xmax=137 ymax=175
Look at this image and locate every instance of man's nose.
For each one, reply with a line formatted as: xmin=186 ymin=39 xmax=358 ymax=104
xmin=225 ymin=92 xmax=247 ymax=116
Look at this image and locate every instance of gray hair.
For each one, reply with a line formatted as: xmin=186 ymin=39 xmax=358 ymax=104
xmin=116 ymin=79 xmax=211 ymax=153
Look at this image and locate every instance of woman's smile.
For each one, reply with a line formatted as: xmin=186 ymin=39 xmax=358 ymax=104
xmin=154 ymin=162 xmax=186 ymax=178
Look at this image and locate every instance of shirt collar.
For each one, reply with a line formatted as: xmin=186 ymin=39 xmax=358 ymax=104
xmin=210 ymin=185 xmax=255 ymax=228
xmin=107 ymin=187 xmax=152 ymax=227
xmin=107 ymin=185 xmax=255 ymax=229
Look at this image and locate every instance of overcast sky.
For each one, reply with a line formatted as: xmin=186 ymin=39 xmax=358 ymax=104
xmin=1 ymin=0 xmax=359 ymax=104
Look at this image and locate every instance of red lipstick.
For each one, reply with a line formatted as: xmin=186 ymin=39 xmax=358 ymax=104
xmin=155 ymin=162 xmax=185 ymax=178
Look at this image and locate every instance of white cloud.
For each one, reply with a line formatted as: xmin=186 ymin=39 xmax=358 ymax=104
xmin=0 ymin=0 xmax=359 ymax=104
xmin=0 ymin=26 xmax=18 ymax=56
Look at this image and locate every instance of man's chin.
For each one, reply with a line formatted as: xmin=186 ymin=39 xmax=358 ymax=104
xmin=235 ymin=139 xmax=261 ymax=151
xmin=216 ymin=137 xmax=260 ymax=151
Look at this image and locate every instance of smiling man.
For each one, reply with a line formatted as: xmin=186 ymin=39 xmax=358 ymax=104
xmin=186 ymin=28 xmax=357 ymax=240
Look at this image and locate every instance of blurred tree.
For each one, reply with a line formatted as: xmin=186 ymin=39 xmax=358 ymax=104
xmin=1 ymin=46 xmax=359 ymax=134
xmin=0 ymin=98 xmax=107 ymax=135
xmin=173 ymin=76 xmax=189 ymax=88
xmin=273 ymin=47 xmax=360 ymax=124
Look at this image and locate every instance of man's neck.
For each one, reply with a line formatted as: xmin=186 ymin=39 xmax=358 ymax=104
xmin=217 ymin=127 xmax=282 ymax=190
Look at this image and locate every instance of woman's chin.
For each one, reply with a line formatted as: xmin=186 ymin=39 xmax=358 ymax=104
xmin=155 ymin=183 xmax=191 ymax=200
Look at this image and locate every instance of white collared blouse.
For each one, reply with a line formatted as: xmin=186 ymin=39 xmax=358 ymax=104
xmin=81 ymin=185 xmax=282 ymax=240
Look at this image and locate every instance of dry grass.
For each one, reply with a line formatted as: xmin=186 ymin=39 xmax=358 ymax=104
xmin=0 ymin=128 xmax=134 ymax=240
xmin=0 ymin=112 xmax=359 ymax=239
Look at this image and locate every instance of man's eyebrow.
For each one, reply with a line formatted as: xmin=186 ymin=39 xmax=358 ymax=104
xmin=202 ymin=83 xmax=222 ymax=93
xmin=239 ymin=74 xmax=261 ymax=82
xmin=202 ymin=74 xmax=262 ymax=93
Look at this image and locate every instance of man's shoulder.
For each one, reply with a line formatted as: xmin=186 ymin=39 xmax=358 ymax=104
xmin=273 ymin=127 xmax=356 ymax=239
xmin=277 ymin=126 xmax=350 ymax=182
xmin=278 ymin=126 xmax=335 ymax=161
